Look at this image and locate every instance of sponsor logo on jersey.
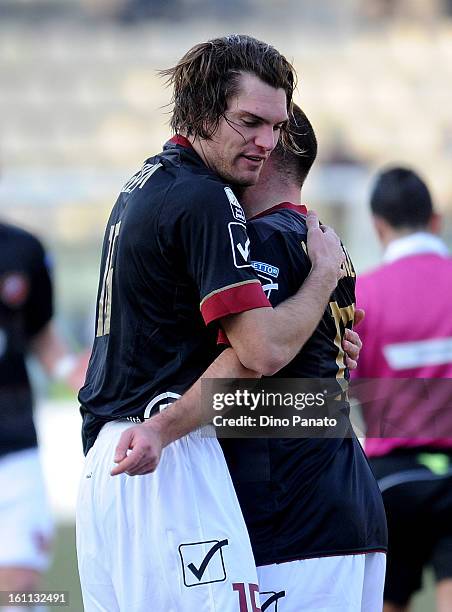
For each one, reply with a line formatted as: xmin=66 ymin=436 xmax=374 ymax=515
xmin=224 ymin=187 xmax=246 ymax=222
xmin=258 ymin=275 xmax=279 ymax=299
xmin=252 ymin=261 xmax=280 ymax=298
xmin=0 ymin=273 xmax=29 ymax=308
xmin=179 ymin=539 xmax=228 ymax=587
xmin=126 ymin=416 xmax=142 ymax=423
xmin=251 ymin=260 xmax=279 ymax=278
xmin=144 ymin=391 xmax=181 ymax=419
xmin=228 ymin=223 xmax=251 ymax=269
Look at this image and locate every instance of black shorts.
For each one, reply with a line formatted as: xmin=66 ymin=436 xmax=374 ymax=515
xmin=370 ymin=448 xmax=452 ymax=606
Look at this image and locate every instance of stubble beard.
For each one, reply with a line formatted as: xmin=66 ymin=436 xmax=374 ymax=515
xmin=213 ymin=153 xmax=260 ymax=188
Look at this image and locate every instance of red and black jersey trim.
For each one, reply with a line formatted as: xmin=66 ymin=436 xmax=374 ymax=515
xmin=169 ymin=135 xmax=193 ymax=148
xmin=200 ymin=279 xmax=270 ymax=326
xmin=250 ymin=202 xmax=307 ymax=220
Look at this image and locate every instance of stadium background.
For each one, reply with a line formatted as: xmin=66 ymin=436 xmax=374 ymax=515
xmin=1 ymin=0 xmax=452 ymax=609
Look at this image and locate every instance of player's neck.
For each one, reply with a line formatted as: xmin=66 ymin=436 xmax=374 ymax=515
xmin=188 ymin=137 xmax=210 ymax=168
xmin=242 ymin=183 xmax=301 ymax=219
xmin=379 ymin=226 xmax=421 ymax=249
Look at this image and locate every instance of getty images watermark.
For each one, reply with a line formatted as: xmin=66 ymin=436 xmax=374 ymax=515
xmin=201 ymin=379 xmax=351 ymax=438
xmin=211 ymin=388 xmax=337 ymax=429
xmin=200 ymin=378 xmax=452 ymax=439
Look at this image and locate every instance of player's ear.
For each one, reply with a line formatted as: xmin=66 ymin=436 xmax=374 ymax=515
xmin=371 ymin=215 xmax=389 ymax=243
xmin=428 ymin=212 xmax=442 ymax=236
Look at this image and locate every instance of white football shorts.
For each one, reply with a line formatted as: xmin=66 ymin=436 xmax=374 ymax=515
xmin=76 ymin=421 xmax=259 ymax=612
xmin=257 ymin=552 xmax=386 ymax=611
xmin=0 ymin=447 xmax=54 ymax=572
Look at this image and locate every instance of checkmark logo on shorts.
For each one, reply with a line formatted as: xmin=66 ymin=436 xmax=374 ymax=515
xmin=179 ymin=539 xmax=228 ymax=587
xmin=261 ymin=590 xmax=286 ymax=611
xmin=187 ymin=539 xmax=228 ymax=580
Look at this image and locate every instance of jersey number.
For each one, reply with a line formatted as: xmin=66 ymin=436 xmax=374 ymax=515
xmin=329 ymin=301 xmax=355 ymax=378
xmin=96 ymin=221 xmax=121 ymax=337
xmin=232 ymin=583 xmax=260 ymax=612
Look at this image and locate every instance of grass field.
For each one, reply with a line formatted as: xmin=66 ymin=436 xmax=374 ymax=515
xmin=43 ymin=524 xmax=83 ymax=611
xmin=44 ymin=524 xmax=436 ymax=611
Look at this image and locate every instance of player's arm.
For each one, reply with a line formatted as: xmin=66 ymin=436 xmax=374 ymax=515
xmin=111 ymin=347 xmax=255 ymax=476
xmin=222 ymin=211 xmax=346 ymax=375
xmin=111 ymin=326 xmax=363 ymax=477
xmin=168 ymin=187 xmax=344 ymax=377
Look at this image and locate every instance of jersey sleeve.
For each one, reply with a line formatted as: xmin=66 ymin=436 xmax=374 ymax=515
xmin=246 ymin=217 xmax=312 ymax=308
xmin=160 ymin=178 xmax=271 ymax=326
xmin=24 ymin=237 xmax=53 ymax=337
xmin=217 ymin=217 xmax=311 ymax=346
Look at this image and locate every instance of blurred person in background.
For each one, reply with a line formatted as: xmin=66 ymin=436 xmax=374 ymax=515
xmin=353 ymin=167 xmax=452 ymax=612
xmin=0 ymin=220 xmax=87 ymax=612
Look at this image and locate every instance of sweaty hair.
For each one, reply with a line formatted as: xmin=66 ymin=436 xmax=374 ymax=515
xmin=370 ymin=167 xmax=433 ymax=229
xmin=160 ymin=34 xmax=297 ymax=149
xmin=271 ymin=103 xmax=318 ymax=187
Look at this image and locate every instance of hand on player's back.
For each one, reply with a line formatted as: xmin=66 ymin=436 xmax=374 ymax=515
xmin=343 ymin=327 xmax=363 ymax=370
xmin=306 ymin=210 xmax=346 ymax=285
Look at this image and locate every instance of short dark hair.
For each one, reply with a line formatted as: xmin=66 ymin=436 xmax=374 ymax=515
xmin=271 ymin=103 xmax=318 ymax=187
xmin=160 ymin=34 xmax=296 ymax=149
xmin=370 ymin=167 xmax=433 ymax=229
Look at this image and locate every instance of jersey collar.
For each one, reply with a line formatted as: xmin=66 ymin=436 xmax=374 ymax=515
xmin=250 ymin=202 xmax=308 ymax=220
xmin=164 ymin=135 xmax=210 ymax=170
xmin=163 ymin=145 xmax=309 ymax=223
xmin=383 ymin=232 xmax=449 ymax=264
xmin=168 ymin=135 xmax=193 ymax=149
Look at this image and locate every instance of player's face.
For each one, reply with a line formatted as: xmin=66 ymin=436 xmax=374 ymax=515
xmin=202 ymin=73 xmax=288 ymax=187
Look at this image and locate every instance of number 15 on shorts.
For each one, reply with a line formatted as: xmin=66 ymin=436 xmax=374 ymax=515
xmin=233 ymin=583 xmax=261 ymax=612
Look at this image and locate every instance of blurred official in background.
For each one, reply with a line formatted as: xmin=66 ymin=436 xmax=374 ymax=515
xmin=353 ymin=167 xmax=452 ymax=612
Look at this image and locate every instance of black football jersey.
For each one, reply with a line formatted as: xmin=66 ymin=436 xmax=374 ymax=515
xmin=221 ymin=203 xmax=387 ymax=564
xmin=0 ymin=223 xmax=53 ymax=457
xmin=79 ymin=137 xmax=270 ymax=454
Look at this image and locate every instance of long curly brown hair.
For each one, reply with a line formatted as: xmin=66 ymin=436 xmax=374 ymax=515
xmin=160 ymin=34 xmax=298 ymax=151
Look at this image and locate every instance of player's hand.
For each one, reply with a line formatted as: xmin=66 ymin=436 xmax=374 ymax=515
xmin=111 ymin=422 xmax=163 ymax=476
xmin=354 ymin=308 xmax=365 ymax=327
xmin=343 ymin=328 xmax=362 ymax=370
xmin=306 ymin=210 xmax=346 ymax=285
